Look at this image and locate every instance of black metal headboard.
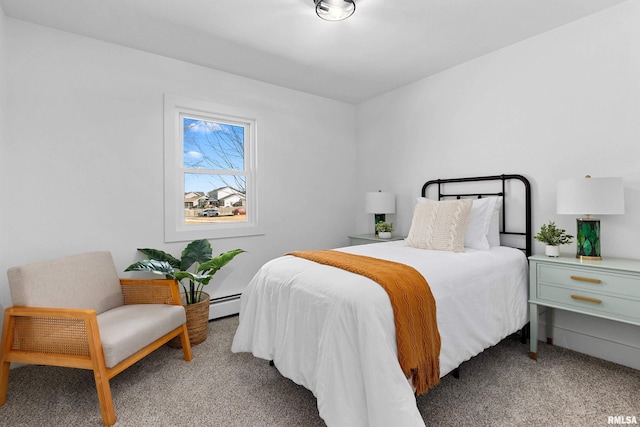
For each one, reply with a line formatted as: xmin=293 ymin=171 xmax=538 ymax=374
xmin=422 ymin=174 xmax=532 ymax=256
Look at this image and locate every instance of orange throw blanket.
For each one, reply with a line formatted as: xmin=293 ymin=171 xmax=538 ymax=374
xmin=287 ymin=249 xmax=441 ymax=395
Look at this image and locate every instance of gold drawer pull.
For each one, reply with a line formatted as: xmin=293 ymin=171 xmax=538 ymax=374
xmin=571 ymin=295 xmax=602 ymax=304
xmin=570 ymin=275 xmax=601 ymax=284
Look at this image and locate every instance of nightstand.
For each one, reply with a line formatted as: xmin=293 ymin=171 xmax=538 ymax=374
xmin=348 ymin=234 xmax=405 ymax=246
xmin=529 ymin=255 xmax=640 ymax=360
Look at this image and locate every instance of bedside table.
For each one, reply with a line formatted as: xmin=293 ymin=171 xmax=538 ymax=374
xmin=348 ymin=234 xmax=405 ymax=246
xmin=529 ymin=255 xmax=640 ymax=360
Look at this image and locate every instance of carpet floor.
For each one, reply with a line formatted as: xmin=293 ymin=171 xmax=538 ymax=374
xmin=1 ymin=315 xmax=638 ymax=426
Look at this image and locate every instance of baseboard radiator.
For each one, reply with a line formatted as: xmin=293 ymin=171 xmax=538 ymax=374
xmin=208 ymin=293 xmax=241 ymax=320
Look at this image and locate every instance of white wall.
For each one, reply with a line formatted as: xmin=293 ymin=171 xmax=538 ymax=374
xmin=356 ymin=1 xmax=640 ymax=369
xmin=0 ymin=4 xmax=8 ymax=317
xmin=0 ymin=18 xmax=357 ymax=327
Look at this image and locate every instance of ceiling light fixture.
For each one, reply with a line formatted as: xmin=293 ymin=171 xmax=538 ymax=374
xmin=314 ymin=0 xmax=355 ymax=21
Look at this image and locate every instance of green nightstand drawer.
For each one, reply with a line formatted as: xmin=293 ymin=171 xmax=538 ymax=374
xmin=537 ymin=264 xmax=640 ymax=299
xmin=538 ymin=284 xmax=640 ymax=322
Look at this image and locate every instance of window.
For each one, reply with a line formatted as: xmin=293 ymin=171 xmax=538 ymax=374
xmin=164 ymin=95 xmax=261 ymax=242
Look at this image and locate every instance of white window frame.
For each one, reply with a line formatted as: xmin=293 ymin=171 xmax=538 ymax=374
xmin=164 ymin=94 xmax=262 ymax=242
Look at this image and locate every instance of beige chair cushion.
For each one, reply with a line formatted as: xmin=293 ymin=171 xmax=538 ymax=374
xmin=7 ymin=251 xmax=124 ymax=314
xmin=97 ymin=304 xmax=187 ymax=368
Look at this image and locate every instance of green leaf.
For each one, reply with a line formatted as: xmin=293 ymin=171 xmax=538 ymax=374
xmin=583 ymin=240 xmax=592 ymax=256
xmin=198 ymin=249 xmax=246 ymax=274
xmin=174 ymin=271 xmax=211 ymax=283
xmin=180 ymin=239 xmax=213 ymax=271
xmin=124 ymin=259 xmax=175 ymax=277
xmin=137 ymin=248 xmax=181 ymax=269
xmin=198 ymin=275 xmax=213 ymax=286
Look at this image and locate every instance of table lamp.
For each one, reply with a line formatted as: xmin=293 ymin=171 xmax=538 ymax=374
xmin=557 ymin=176 xmax=624 ymax=260
xmin=365 ymin=190 xmax=395 ymax=235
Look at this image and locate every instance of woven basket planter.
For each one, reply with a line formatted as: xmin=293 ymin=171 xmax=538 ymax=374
xmin=168 ymin=292 xmax=210 ymax=348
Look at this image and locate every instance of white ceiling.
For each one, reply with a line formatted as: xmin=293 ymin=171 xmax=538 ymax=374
xmin=1 ymin=0 xmax=628 ymax=104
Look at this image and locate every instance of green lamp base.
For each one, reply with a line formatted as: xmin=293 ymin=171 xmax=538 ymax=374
xmin=576 ymin=218 xmax=601 ymax=260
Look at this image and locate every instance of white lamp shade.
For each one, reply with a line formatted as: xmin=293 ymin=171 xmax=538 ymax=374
xmin=557 ymin=177 xmax=625 ymax=216
xmin=365 ymin=192 xmax=395 ymax=214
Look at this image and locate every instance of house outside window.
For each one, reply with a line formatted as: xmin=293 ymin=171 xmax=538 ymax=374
xmin=164 ymin=95 xmax=262 ymax=242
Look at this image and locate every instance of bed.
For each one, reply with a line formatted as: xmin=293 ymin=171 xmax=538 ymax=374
xmin=232 ymin=174 xmax=532 ymax=427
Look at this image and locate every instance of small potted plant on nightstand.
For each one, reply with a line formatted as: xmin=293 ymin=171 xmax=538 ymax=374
xmin=375 ymin=221 xmax=394 ymax=239
xmin=534 ymin=221 xmax=573 ymax=257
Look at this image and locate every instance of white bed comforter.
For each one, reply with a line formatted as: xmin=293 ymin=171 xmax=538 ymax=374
xmin=231 ymin=241 xmax=528 ymax=427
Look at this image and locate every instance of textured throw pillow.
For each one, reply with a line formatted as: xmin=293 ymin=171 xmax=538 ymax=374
xmin=464 ymin=197 xmax=500 ymax=250
xmin=406 ymin=198 xmax=473 ymax=252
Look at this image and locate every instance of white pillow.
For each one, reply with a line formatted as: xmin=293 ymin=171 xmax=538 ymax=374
xmin=487 ymin=197 xmax=503 ymax=247
xmin=406 ymin=198 xmax=473 ymax=253
xmin=465 ymin=197 xmax=500 ymax=250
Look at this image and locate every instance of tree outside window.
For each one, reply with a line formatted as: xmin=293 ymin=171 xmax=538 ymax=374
xmin=164 ymin=95 xmax=260 ymax=242
xmin=182 ymin=116 xmax=247 ymax=224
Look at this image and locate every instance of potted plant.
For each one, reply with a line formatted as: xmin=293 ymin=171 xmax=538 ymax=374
xmin=534 ymin=221 xmax=573 ymax=257
xmin=125 ymin=239 xmax=245 ymax=346
xmin=375 ymin=221 xmax=394 ymax=239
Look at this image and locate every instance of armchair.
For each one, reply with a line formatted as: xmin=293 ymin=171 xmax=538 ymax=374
xmin=0 ymin=251 xmax=193 ymax=426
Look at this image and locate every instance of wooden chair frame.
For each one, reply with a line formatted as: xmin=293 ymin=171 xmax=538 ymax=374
xmin=0 ymin=278 xmax=193 ymax=426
